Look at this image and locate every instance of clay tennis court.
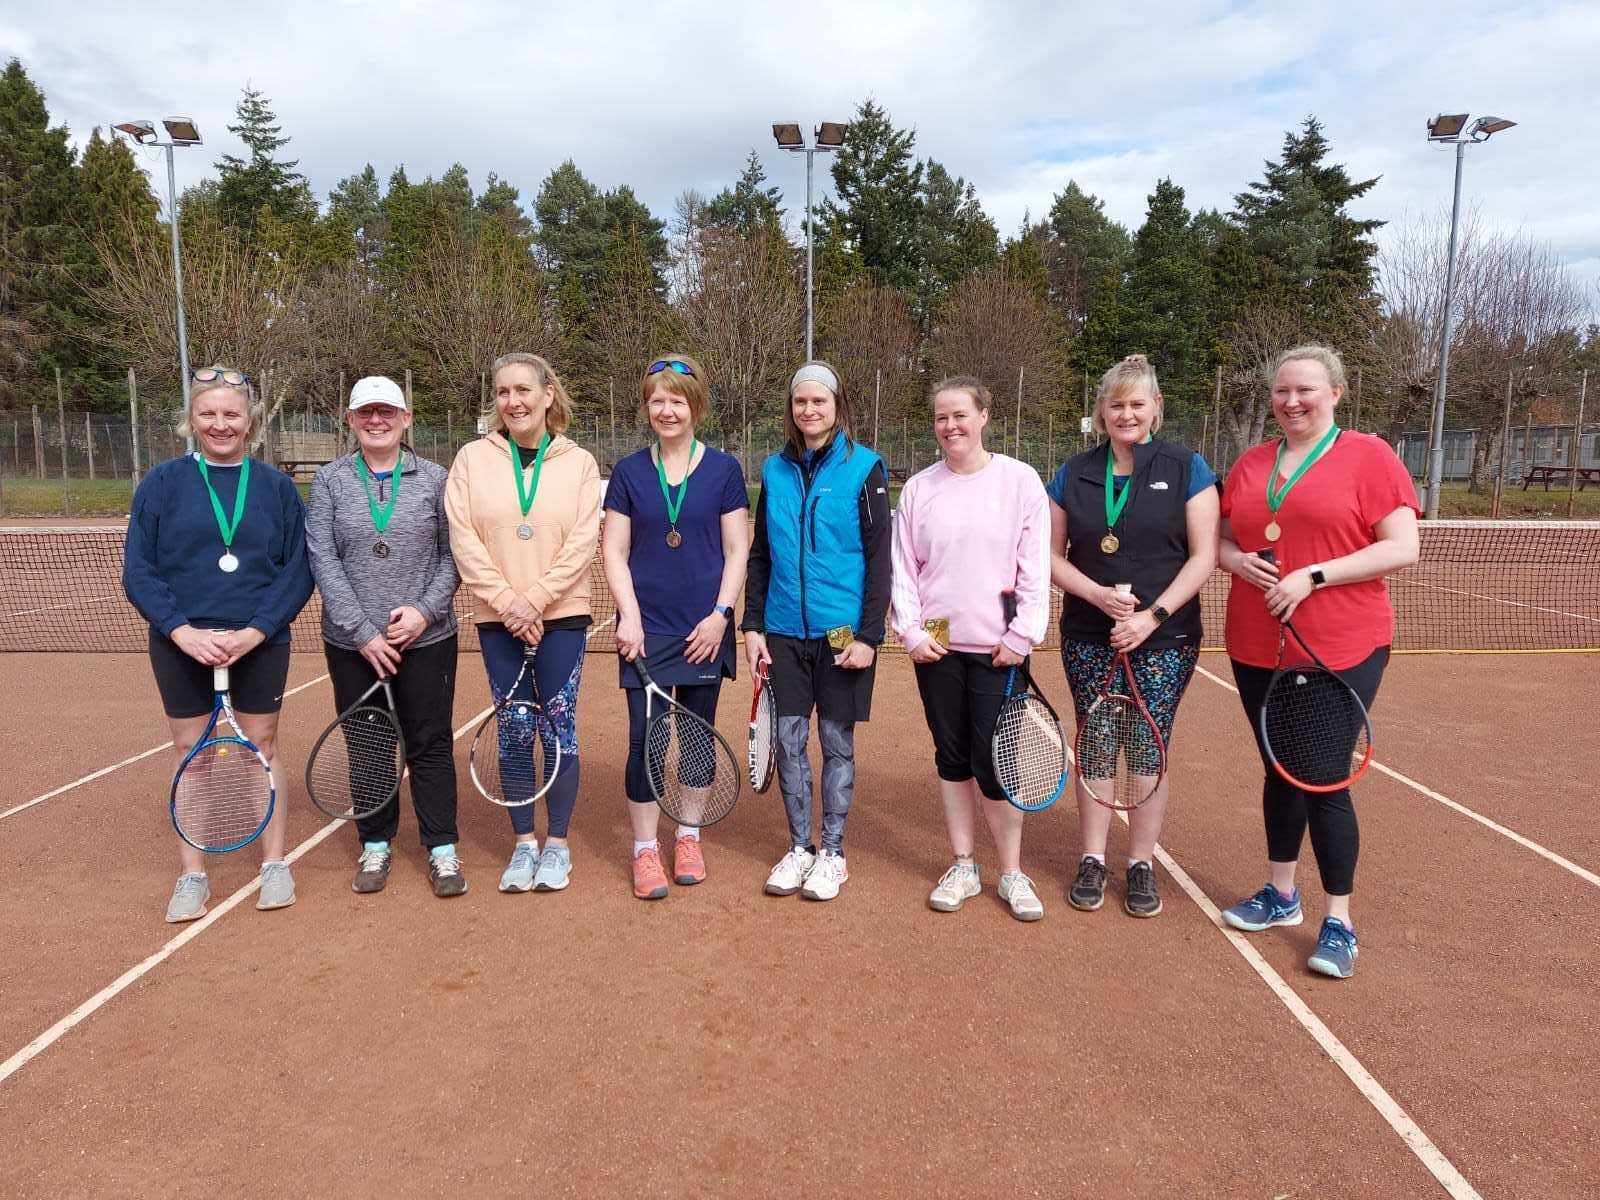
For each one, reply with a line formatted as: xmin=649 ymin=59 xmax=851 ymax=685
xmin=2 ymin=529 xmax=1597 ymax=1198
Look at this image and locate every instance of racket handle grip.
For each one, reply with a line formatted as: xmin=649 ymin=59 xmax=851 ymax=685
xmin=213 ymin=666 xmax=229 ymax=692
xmin=1257 ymin=547 xmax=1277 ymax=566
xmin=1000 ymin=589 xmax=1018 ymax=624
xmin=1114 ymin=582 xmax=1133 ymax=595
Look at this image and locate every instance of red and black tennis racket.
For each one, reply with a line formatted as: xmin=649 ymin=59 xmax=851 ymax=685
xmin=1073 ymin=650 xmax=1167 ymax=811
xmin=748 ymin=659 xmax=777 ymax=793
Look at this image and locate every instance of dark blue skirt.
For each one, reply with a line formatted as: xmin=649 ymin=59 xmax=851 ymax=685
xmin=617 ymin=627 xmax=737 ymax=689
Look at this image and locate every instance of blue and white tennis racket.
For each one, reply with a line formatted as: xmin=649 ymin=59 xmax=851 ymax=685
xmin=170 ymin=666 xmax=275 ymax=852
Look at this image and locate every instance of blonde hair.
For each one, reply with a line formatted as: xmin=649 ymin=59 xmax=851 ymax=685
xmin=930 ymin=374 xmax=992 ymax=412
xmin=489 ymin=352 xmax=574 ymax=435
xmin=1093 ymin=354 xmax=1164 ymax=437
xmin=177 ymin=374 xmax=264 ymax=444
xmin=1273 ymin=344 xmax=1347 ymax=392
xmin=637 ymin=354 xmax=710 ymax=426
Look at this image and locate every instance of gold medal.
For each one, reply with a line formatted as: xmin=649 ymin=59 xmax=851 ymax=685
xmin=1100 ymin=533 xmax=1120 ymax=554
xmin=826 ymin=625 xmax=853 ymax=652
xmin=923 ymin=618 xmax=950 ymax=649
xmin=1264 ymin=521 xmax=1281 ymax=542
xmin=665 ymin=528 xmax=683 ymax=549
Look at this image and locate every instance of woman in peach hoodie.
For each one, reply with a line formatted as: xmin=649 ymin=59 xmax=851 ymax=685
xmin=446 ymin=352 xmax=602 ymax=894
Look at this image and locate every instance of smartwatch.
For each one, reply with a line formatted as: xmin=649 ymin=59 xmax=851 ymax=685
xmin=1309 ymin=566 xmax=1327 ymax=589
xmin=1150 ymin=604 xmax=1171 ymax=623
xmin=714 ymin=603 xmax=734 ymax=619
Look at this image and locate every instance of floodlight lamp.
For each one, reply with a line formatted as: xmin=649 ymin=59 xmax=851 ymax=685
xmin=772 ymin=123 xmax=804 ymax=148
xmin=114 ymin=119 xmax=158 ymax=143
xmin=1471 ymin=115 xmax=1516 ymax=138
xmin=163 ymin=117 xmax=202 ymax=145
xmin=814 ymin=121 xmax=847 ymax=147
xmin=1427 ymin=112 xmax=1469 ymax=140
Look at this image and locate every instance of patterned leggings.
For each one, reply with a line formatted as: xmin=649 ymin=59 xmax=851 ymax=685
xmin=1061 ymin=640 xmax=1200 ymax=750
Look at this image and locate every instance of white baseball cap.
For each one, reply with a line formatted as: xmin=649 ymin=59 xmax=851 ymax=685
xmin=349 ymin=375 xmax=407 ymax=410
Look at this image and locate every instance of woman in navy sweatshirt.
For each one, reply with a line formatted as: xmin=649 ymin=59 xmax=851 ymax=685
xmin=122 ymin=366 xmax=313 ymax=923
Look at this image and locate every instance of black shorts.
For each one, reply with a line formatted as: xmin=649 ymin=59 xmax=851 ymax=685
xmin=766 ymin=634 xmax=876 ymax=723
xmin=147 ymin=630 xmax=292 ymax=718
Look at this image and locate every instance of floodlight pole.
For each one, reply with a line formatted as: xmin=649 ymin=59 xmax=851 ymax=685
xmin=1426 ymin=138 xmax=1467 ymax=520
xmin=804 ymin=146 xmax=816 ymax=359
xmin=163 ymin=144 xmax=193 ymax=427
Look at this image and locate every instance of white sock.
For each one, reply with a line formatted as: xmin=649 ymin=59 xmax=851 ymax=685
xmin=676 ymin=826 xmax=700 ymax=841
xmin=1083 ymin=853 xmax=1106 ymax=865
xmin=1128 ymin=858 xmax=1150 ymax=870
xmin=633 ymin=839 xmax=658 ymax=857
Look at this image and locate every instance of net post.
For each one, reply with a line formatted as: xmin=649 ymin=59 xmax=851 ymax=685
xmin=56 ymin=367 xmax=70 ymax=516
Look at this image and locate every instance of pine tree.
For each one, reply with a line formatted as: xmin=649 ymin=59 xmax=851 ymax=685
xmin=913 ymin=160 xmax=999 ymax=329
xmin=1120 ymin=179 xmax=1213 ymax=413
xmin=215 ymin=86 xmax=311 ymax=240
xmin=704 ymin=151 xmax=786 ymax=237
xmin=1042 ymin=182 xmax=1131 ymax=341
xmin=821 ymin=100 xmax=923 ymax=295
xmin=1000 ymin=220 xmax=1050 ymax=304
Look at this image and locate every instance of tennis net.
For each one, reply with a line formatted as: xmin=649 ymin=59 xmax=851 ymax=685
xmin=2 ymin=520 xmax=1596 ymax=654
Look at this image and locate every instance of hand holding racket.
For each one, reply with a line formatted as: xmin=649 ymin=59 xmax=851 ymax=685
xmin=1074 ymin=588 xmax=1167 ymax=811
xmin=748 ymin=659 xmax=777 ymax=794
xmin=469 ymin=646 xmax=561 ymax=807
xmin=170 ymin=666 xmax=275 ymax=852
xmin=991 ymin=591 xmax=1068 ymax=812
xmin=306 ymin=678 xmax=405 ymax=821
xmin=636 ymin=660 xmax=741 ymax=828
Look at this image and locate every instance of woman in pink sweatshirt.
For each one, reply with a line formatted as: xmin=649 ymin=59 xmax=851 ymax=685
xmin=890 ymin=376 xmax=1052 ymax=921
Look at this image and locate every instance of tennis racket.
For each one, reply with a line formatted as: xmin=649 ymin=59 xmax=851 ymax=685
xmin=305 ymin=677 xmax=405 ymax=821
xmin=636 ymin=660 xmax=741 ymax=828
xmin=748 ymin=658 xmax=777 ymax=793
xmin=468 ymin=646 xmax=562 ymax=807
xmin=1073 ymin=585 xmax=1167 ymax=811
xmin=170 ymin=666 xmax=275 ymax=852
xmin=1259 ymin=619 xmax=1375 ymax=792
xmin=991 ymin=591 xmax=1068 ymax=811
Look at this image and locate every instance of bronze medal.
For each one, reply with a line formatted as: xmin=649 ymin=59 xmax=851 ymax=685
xmin=1263 ymin=521 xmax=1281 ymax=542
xmin=665 ymin=528 xmax=683 ymax=549
xmin=1100 ymin=533 xmax=1120 ymax=554
xmin=373 ymin=540 xmax=390 ymax=559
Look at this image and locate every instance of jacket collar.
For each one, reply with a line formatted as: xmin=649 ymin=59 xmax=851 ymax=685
xmin=1084 ymin=437 xmax=1161 ymax=488
xmin=781 ymin=427 xmax=849 ymax=468
xmin=345 ymin=445 xmax=418 ymax=477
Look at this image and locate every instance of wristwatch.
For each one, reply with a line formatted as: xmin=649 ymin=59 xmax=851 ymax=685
xmin=1150 ymin=604 xmax=1171 ymax=623
xmin=1309 ymin=566 xmax=1328 ymax=589
xmin=713 ymin=603 xmax=734 ymax=619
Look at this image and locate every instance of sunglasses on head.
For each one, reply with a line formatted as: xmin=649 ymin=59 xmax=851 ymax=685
xmin=646 ymin=359 xmax=694 ymax=379
xmin=192 ymin=366 xmax=249 ymax=386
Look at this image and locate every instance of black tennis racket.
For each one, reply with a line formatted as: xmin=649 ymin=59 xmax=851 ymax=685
xmin=1260 ymin=619 xmax=1375 ymax=792
xmin=636 ymin=660 xmax=741 ymax=828
xmin=469 ymin=645 xmax=562 ymax=807
xmin=305 ymin=677 xmax=405 ymax=821
xmin=991 ymin=591 xmax=1068 ymax=811
xmin=170 ymin=666 xmax=274 ymax=852
xmin=748 ymin=659 xmax=777 ymax=793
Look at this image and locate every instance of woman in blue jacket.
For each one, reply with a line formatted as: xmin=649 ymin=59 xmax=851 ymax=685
xmin=122 ymin=366 xmax=314 ymax=922
xmin=742 ymin=361 xmax=892 ymax=901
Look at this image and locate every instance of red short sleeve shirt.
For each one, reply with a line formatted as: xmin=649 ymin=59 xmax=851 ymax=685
xmin=1221 ymin=431 xmax=1419 ymax=669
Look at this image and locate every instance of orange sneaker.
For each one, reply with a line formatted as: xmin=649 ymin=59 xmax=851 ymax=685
xmin=673 ymin=835 xmax=706 ymax=885
xmin=632 ymin=846 xmax=669 ymax=900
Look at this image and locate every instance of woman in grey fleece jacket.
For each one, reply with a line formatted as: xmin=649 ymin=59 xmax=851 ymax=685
xmin=306 ymin=376 xmax=465 ymax=898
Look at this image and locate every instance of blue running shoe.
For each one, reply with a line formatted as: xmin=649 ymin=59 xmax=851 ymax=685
xmin=499 ymin=842 xmax=540 ymax=893
xmin=1221 ymin=883 xmax=1303 ymax=932
xmin=1308 ymin=917 xmax=1359 ymax=979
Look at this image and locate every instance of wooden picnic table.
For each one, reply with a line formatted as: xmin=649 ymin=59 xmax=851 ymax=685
xmin=1522 ymin=464 xmax=1600 ymax=491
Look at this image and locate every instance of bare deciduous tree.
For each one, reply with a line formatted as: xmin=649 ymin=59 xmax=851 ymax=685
xmin=299 ymin=263 xmax=388 ymax=418
xmin=819 ymin=284 xmax=919 ymax=446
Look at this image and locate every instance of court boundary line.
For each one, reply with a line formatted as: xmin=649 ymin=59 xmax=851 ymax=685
xmin=1192 ymin=663 xmax=1599 ymax=889
xmin=0 ymin=673 xmax=332 ymax=823
xmin=0 ymin=615 xmax=612 ymax=1087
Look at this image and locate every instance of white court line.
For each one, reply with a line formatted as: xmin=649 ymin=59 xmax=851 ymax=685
xmin=0 ymin=617 xmax=613 ymax=1086
xmin=1192 ymin=663 xmax=1600 ymax=890
xmin=1394 ymin=578 xmax=1600 ymax=626
xmin=0 ymin=673 xmax=332 ymax=823
xmin=4 ymin=595 xmax=119 ymax=619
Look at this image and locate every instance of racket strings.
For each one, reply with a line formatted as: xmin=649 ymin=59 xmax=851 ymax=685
xmin=308 ymin=708 xmax=403 ymax=819
xmin=648 ymin=710 xmax=738 ymax=827
xmin=474 ymin=702 xmax=552 ymax=805
xmin=1076 ymin=698 xmax=1164 ymax=809
xmin=749 ymin=691 xmax=776 ymax=790
xmin=993 ymin=696 xmax=1066 ymax=808
xmin=174 ymin=741 xmax=272 ymax=849
xmin=1262 ymin=668 xmax=1369 ymax=789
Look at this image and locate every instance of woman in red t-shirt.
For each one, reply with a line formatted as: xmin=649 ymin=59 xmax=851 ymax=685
xmin=1216 ymin=345 xmax=1419 ymax=980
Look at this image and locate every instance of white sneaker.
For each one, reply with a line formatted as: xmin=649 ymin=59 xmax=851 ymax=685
xmin=928 ymin=861 xmax=980 ymax=912
xmin=765 ymin=847 xmax=817 ymax=896
xmin=998 ymin=871 xmax=1044 ymax=922
xmin=801 ymin=851 xmax=848 ymax=901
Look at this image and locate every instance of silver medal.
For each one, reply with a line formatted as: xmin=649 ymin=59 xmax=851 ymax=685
xmin=218 ymin=552 xmax=239 ymax=573
xmin=516 ymin=523 xmax=533 ymax=540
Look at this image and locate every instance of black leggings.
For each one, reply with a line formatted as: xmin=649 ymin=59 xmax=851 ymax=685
xmin=623 ymin=682 xmax=722 ymax=804
xmin=1230 ymin=647 xmax=1388 ymax=896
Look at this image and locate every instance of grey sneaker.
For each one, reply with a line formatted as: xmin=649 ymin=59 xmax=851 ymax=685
xmin=928 ymin=861 xmax=981 ymax=912
xmin=256 ymin=861 xmax=296 ymax=911
xmin=499 ymin=842 xmax=539 ymax=893
xmin=429 ymin=850 xmax=467 ymax=898
xmin=352 ymin=847 xmax=392 ymax=894
xmin=1068 ymin=857 xmax=1107 ymax=911
xmin=998 ymin=871 xmax=1044 ymax=922
xmin=532 ymin=845 xmax=572 ymax=891
xmin=1124 ymin=861 xmax=1162 ymax=918
xmin=165 ymin=872 xmax=210 ymax=923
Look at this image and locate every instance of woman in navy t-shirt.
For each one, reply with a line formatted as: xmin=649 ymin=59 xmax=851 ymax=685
xmin=600 ymin=354 xmax=750 ymax=900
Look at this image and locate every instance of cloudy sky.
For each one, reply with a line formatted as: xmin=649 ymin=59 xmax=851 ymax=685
xmin=5 ymin=0 xmax=1597 ymax=296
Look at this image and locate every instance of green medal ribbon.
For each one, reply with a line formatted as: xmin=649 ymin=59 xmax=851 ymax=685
xmin=196 ymin=454 xmax=251 ymax=551
xmin=510 ymin=433 xmax=551 ymax=517
xmin=655 ymin=438 xmax=698 ymax=525
xmin=1267 ymin=424 xmax=1340 ymax=515
xmin=356 ymin=455 xmax=402 ymax=534
xmin=1103 ymin=449 xmax=1133 ymax=534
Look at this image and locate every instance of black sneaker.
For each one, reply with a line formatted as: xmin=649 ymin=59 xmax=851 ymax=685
xmin=352 ymin=847 xmax=391 ymax=894
xmin=1125 ymin=860 xmax=1162 ymax=918
xmin=429 ymin=850 xmax=468 ymax=898
xmin=1068 ymin=857 xmax=1107 ymax=911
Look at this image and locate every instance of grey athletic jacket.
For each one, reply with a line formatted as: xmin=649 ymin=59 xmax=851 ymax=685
xmin=306 ymin=448 xmax=459 ymax=651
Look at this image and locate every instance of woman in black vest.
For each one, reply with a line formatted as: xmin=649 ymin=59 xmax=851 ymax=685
xmin=1045 ymin=354 xmax=1219 ymax=917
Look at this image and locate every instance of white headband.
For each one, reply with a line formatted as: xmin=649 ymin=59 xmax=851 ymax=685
xmin=789 ymin=363 xmax=839 ymax=396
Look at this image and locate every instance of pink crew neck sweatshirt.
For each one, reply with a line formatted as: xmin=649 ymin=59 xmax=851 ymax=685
xmin=889 ymin=452 xmax=1051 ymax=656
